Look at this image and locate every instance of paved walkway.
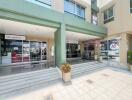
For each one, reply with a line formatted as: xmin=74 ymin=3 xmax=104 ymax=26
xmin=9 ymin=68 xmax=132 ymax=100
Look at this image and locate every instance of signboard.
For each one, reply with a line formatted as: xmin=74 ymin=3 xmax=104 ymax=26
xmin=5 ymin=35 xmax=25 ymax=40
xmin=67 ymin=40 xmax=78 ymax=44
xmin=109 ymin=39 xmax=119 ymax=51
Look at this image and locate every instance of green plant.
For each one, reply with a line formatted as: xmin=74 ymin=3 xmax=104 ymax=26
xmin=127 ymin=51 xmax=132 ymax=64
xmin=61 ymin=63 xmax=71 ymax=73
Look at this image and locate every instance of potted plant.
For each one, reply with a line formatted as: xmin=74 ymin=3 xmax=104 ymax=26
xmin=61 ymin=63 xmax=71 ymax=83
xmin=127 ymin=51 xmax=132 ymax=71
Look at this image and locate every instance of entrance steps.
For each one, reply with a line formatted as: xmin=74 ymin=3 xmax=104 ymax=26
xmin=0 ymin=67 xmax=61 ymax=98
xmin=71 ymin=61 xmax=108 ymax=77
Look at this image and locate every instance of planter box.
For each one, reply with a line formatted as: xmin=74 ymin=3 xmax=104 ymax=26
xmin=62 ymin=72 xmax=71 ymax=83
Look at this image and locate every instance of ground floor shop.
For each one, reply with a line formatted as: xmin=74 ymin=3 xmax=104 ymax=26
xmin=0 ymin=19 xmax=104 ymax=76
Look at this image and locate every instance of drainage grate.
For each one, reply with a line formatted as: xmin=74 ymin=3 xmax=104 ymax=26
xmin=102 ymin=73 xmax=109 ymax=77
xmin=44 ymin=94 xmax=53 ymax=100
xmin=86 ymin=79 xmax=94 ymax=84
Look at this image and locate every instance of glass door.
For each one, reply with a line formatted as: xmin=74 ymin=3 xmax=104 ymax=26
xmin=30 ymin=41 xmax=41 ymax=61
xmin=23 ymin=41 xmax=30 ymax=62
xmin=41 ymin=42 xmax=47 ymax=60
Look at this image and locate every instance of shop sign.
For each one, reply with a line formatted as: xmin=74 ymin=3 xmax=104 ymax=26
xmin=67 ymin=40 xmax=78 ymax=44
xmin=5 ymin=35 xmax=25 ymax=40
xmin=109 ymin=40 xmax=119 ymax=50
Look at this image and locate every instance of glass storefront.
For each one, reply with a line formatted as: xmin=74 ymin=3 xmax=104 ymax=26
xmin=66 ymin=43 xmax=81 ymax=58
xmin=0 ymin=34 xmax=47 ymax=64
xmin=101 ymin=39 xmax=119 ymax=61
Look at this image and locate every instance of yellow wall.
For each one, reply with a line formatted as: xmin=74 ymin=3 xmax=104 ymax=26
xmin=99 ymin=0 xmax=132 ymax=36
xmin=98 ymin=0 xmax=132 ymax=66
xmin=52 ymin=0 xmax=64 ymax=13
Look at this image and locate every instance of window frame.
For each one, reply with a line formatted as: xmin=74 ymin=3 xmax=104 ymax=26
xmin=103 ymin=6 xmax=114 ymax=24
xmin=130 ymin=0 xmax=132 ymax=13
xmin=64 ymin=0 xmax=85 ymax=19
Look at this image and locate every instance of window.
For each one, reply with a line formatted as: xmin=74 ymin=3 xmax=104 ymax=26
xmin=64 ymin=0 xmax=85 ymax=19
xmin=91 ymin=10 xmax=98 ymax=25
xmin=103 ymin=6 xmax=114 ymax=24
xmin=130 ymin=0 xmax=132 ymax=13
xmin=66 ymin=43 xmax=81 ymax=58
xmin=26 ymin=0 xmax=51 ymax=8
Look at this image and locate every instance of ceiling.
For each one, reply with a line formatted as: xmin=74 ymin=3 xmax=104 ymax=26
xmin=0 ymin=19 xmax=56 ymax=39
xmin=66 ymin=31 xmax=100 ymax=41
xmin=0 ymin=19 xmax=100 ymax=41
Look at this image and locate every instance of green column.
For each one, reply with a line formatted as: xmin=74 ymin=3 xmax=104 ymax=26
xmin=55 ymin=23 xmax=66 ymax=67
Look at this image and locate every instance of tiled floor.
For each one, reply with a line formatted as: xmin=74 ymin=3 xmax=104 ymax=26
xmin=9 ymin=68 xmax=132 ymax=100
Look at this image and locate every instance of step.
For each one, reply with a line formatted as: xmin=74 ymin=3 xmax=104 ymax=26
xmin=0 ymin=68 xmax=57 ymax=82
xmin=0 ymin=68 xmax=61 ymax=97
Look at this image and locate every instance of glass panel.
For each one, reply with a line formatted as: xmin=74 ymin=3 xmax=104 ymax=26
xmin=108 ymin=7 xmax=113 ymax=18
xmin=76 ymin=5 xmax=81 ymax=16
xmin=4 ymin=40 xmax=22 ymax=63
xmin=66 ymin=43 xmax=81 ymax=58
xmin=30 ymin=41 xmax=41 ymax=61
xmin=76 ymin=5 xmax=85 ymax=18
xmin=130 ymin=0 xmax=132 ymax=8
xmin=26 ymin=0 xmax=51 ymax=8
xmin=64 ymin=0 xmax=75 ymax=14
xmin=104 ymin=11 xmax=108 ymax=20
xmin=41 ymin=42 xmax=47 ymax=60
xmin=80 ymin=7 xmax=85 ymax=18
xmin=23 ymin=41 xmax=30 ymax=62
xmin=92 ymin=10 xmax=98 ymax=25
xmin=130 ymin=0 xmax=132 ymax=13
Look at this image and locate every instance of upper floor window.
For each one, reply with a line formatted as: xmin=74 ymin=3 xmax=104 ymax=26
xmin=130 ymin=0 xmax=132 ymax=13
xmin=26 ymin=0 xmax=51 ymax=8
xmin=103 ymin=6 xmax=114 ymax=24
xmin=91 ymin=10 xmax=98 ymax=25
xmin=64 ymin=0 xmax=85 ymax=19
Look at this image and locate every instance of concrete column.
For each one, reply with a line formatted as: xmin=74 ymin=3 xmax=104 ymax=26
xmin=79 ymin=41 xmax=84 ymax=58
xmin=120 ymin=33 xmax=128 ymax=65
xmin=52 ymin=0 xmax=64 ymax=13
xmin=55 ymin=24 xmax=66 ymax=67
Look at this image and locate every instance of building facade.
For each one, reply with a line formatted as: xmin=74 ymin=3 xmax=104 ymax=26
xmin=99 ymin=0 xmax=132 ymax=65
xmin=1 ymin=0 xmax=131 ymax=76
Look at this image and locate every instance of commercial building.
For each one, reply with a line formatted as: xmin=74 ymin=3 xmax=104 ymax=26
xmin=98 ymin=0 xmax=132 ymax=65
xmin=0 ymin=0 xmax=131 ymax=76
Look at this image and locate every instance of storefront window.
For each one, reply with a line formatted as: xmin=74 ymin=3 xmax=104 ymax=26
xmin=41 ymin=42 xmax=47 ymax=60
xmin=101 ymin=39 xmax=119 ymax=61
xmin=67 ymin=43 xmax=81 ymax=58
xmin=6 ymin=40 xmax=22 ymax=63
xmin=23 ymin=41 xmax=30 ymax=62
xmin=30 ymin=41 xmax=41 ymax=61
xmin=0 ymin=34 xmax=47 ymax=64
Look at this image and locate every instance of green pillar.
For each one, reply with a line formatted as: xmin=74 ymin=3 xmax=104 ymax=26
xmin=55 ymin=23 xmax=66 ymax=67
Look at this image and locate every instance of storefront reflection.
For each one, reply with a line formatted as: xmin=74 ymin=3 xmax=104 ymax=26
xmin=0 ymin=38 xmax=47 ymax=64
